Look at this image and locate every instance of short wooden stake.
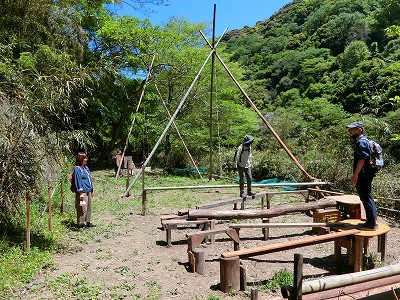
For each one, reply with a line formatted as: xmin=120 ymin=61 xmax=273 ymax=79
xmin=262 ymin=218 xmax=269 ymax=240
xmin=293 ymin=253 xmax=303 ymax=300
xmin=240 ymin=264 xmax=247 ymax=291
xmin=220 ymin=256 xmax=240 ymax=292
xmin=193 ymin=248 xmax=205 ymax=275
xmin=250 ymin=287 xmax=258 ymax=300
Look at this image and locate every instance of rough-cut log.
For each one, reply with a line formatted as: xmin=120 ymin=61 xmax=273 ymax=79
xmin=301 ymin=263 xmax=400 ymax=295
xmin=188 ymin=199 xmax=336 ymax=220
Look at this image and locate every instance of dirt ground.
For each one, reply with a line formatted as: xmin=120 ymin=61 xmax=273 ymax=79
xmin=18 ymin=178 xmax=400 ymax=300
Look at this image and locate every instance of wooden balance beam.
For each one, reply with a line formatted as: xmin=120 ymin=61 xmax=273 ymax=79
xmin=219 ymin=228 xmax=360 ymax=293
xmin=186 ymin=228 xmax=240 ymax=274
xmin=230 ymin=222 xmax=332 ymax=241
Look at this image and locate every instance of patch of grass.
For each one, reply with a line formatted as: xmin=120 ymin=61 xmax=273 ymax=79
xmin=47 ymin=272 xmax=101 ymax=298
xmin=0 ymin=245 xmax=54 ymax=296
xmin=259 ymin=269 xmax=293 ymax=293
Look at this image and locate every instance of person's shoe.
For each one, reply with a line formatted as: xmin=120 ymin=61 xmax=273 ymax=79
xmin=86 ymin=222 xmax=96 ymax=228
xmin=248 ymin=191 xmax=256 ymax=196
xmin=78 ymin=224 xmax=89 ymax=230
xmin=356 ymin=222 xmax=378 ymax=231
xmin=240 ymin=192 xmax=247 ymax=198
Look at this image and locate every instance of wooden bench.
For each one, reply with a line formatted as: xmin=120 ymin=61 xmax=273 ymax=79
xmin=162 ymin=219 xmax=214 ymax=247
xmin=219 ymin=229 xmax=360 ymax=292
xmin=186 ymin=228 xmax=240 ymax=274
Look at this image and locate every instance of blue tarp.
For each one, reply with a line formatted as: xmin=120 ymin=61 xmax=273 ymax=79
xmin=237 ymin=177 xmax=298 ymax=191
xmin=173 ymin=167 xmax=207 ymax=177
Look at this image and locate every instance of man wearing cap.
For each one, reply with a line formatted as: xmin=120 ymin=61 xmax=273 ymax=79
xmin=346 ymin=121 xmax=377 ymax=230
xmin=234 ymin=135 xmax=256 ymax=198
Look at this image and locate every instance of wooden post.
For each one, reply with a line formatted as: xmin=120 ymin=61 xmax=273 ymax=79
xmin=293 ymin=253 xmax=303 ymax=300
xmin=47 ymin=181 xmax=52 ymax=231
xmin=251 ymin=287 xmax=258 ymax=300
xmin=141 ymin=166 xmax=146 ymax=215
xmin=220 ymin=256 xmax=240 ymax=292
xmin=26 ymin=193 xmax=31 ymax=251
xmin=240 ymin=264 xmax=247 ymax=291
xmin=193 ymin=248 xmax=205 ymax=275
xmin=262 ymin=199 xmax=271 ymax=240
xmin=125 ymin=172 xmax=130 ymax=198
xmin=59 ymin=178 xmax=64 ymax=214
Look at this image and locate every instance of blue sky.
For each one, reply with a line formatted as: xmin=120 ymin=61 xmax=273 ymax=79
xmin=113 ymin=0 xmax=293 ymax=35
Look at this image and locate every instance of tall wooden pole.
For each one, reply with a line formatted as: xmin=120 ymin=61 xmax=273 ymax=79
xmin=47 ymin=181 xmax=52 ymax=231
xmin=25 ymin=193 xmax=31 ymax=251
xmin=59 ymin=178 xmax=64 ymax=214
xmin=209 ymin=4 xmax=216 ymax=181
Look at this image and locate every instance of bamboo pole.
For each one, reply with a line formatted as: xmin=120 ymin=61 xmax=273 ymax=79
xmin=144 ymin=181 xmax=330 ymax=191
xmin=301 ymin=274 xmax=400 ymax=300
xmin=116 ymin=54 xmax=156 ymax=180
xmin=301 ymin=263 xmax=400 ymax=295
xmin=154 ymin=83 xmax=203 ymax=179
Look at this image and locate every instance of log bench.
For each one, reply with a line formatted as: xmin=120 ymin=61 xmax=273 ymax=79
xmin=219 ymin=228 xmax=360 ymax=292
xmin=186 ymin=228 xmax=240 ymax=274
xmin=162 ymin=219 xmax=214 ymax=247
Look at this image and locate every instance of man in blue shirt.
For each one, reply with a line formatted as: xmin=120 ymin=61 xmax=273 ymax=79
xmin=346 ymin=122 xmax=377 ymax=230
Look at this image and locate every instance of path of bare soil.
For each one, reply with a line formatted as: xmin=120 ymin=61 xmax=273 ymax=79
xmin=19 ymin=173 xmax=400 ymax=300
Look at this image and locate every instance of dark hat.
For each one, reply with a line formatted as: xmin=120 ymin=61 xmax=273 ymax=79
xmin=243 ymin=135 xmax=254 ymax=145
xmin=346 ymin=121 xmax=364 ymax=129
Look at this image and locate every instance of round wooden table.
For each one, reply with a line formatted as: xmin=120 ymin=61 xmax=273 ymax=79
xmin=333 ymin=219 xmax=390 ymax=272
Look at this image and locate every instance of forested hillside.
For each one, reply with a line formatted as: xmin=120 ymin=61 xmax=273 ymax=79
xmin=221 ymin=0 xmax=400 ymax=191
xmin=0 ymin=0 xmax=399 ymax=227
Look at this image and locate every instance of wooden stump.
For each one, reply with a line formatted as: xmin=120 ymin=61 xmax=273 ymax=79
xmin=193 ymin=248 xmax=205 ymax=275
xmin=220 ymin=256 xmax=240 ymax=292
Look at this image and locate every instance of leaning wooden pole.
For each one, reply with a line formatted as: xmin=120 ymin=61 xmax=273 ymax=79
xmin=199 ymin=31 xmax=315 ymax=182
xmin=123 ymin=30 xmax=228 ymax=197
xmin=188 ymin=199 xmax=336 ymax=220
xmin=116 ymin=54 xmax=156 ymax=180
xmin=154 ymin=83 xmax=203 ymax=179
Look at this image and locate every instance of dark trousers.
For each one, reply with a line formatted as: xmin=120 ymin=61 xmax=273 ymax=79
xmin=238 ymin=165 xmax=252 ymax=195
xmin=356 ymin=176 xmax=376 ymax=225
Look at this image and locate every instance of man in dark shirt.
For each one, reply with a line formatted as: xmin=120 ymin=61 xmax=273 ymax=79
xmin=346 ymin=121 xmax=377 ymax=230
